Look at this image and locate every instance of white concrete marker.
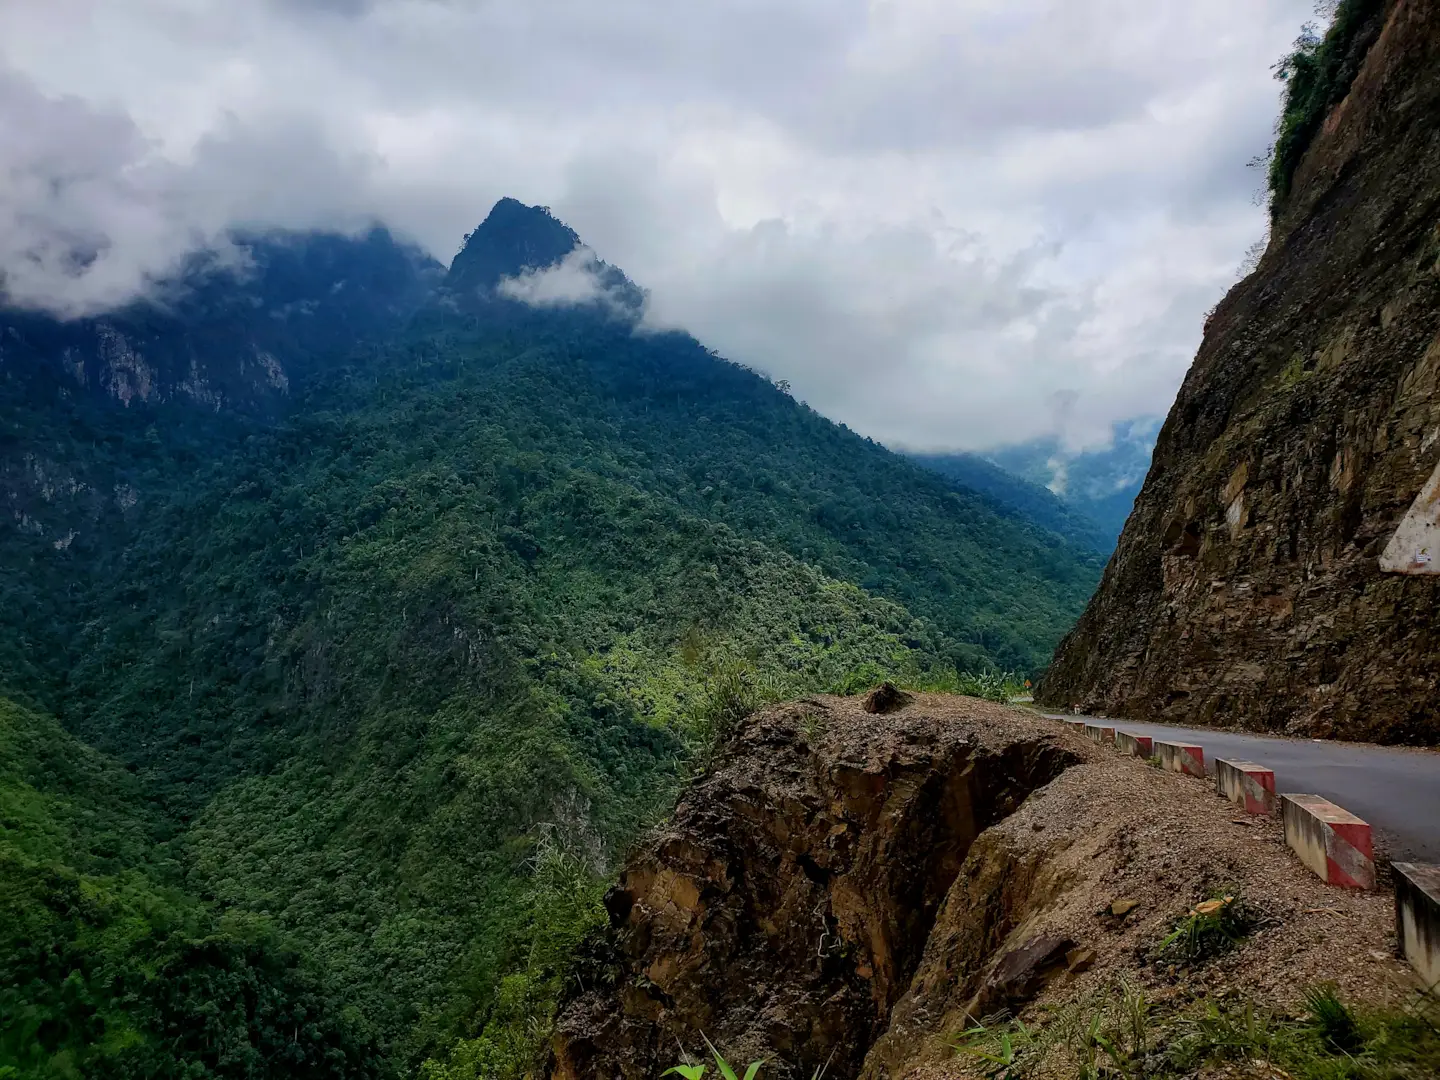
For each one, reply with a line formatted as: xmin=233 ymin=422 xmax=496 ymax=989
xmin=1394 ymin=863 xmax=1440 ymax=990
xmin=1381 ymin=457 xmax=1440 ymax=573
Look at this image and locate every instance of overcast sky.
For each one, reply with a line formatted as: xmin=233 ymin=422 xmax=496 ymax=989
xmin=0 ymin=0 xmax=1315 ymax=451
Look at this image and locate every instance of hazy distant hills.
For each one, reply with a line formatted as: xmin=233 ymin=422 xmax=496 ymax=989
xmin=911 ymin=419 xmax=1158 ymax=553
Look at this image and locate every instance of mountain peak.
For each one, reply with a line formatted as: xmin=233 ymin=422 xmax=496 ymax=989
xmin=444 ymin=198 xmax=582 ymax=294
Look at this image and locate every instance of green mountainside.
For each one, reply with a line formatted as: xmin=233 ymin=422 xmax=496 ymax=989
xmin=905 ymin=451 xmax=1114 ymax=553
xmin=0 ymin=695 xmax=384 ymax=1078
xmin=912 ymin=418 xmax=1161 ymax=547
xmin=0 ymin=200 xmax=1102 ymax=1077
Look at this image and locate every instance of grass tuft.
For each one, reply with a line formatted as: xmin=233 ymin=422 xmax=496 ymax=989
xmin=950 ymin=981 xmax=1440 ymax=1080
xmin=1306 ymin=983 xmax=1364 ymax=1054
xmin=1155 ymin=890 xmax=1256 ymax=964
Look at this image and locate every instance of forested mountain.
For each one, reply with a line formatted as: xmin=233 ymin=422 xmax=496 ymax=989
xmin=980 ymin=420 xmax=1160 ymax=542
xmin=910 ymin=421 xmax=1158 ymax=553
xmin=0 ymin=200 xmax=1102 ymax=1077
xmin=906 ymin=451 xmax=1114 ymax=553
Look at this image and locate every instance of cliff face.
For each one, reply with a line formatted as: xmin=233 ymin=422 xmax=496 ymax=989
xmin=1041 ymin=0 xmax=1440 ymax=744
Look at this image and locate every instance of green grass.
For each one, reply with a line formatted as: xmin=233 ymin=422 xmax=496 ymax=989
xmin=950 ymin=981 xmax=1440 ymax=1080
xmin=1167 ymin=986 xmax=1440 ymax=1079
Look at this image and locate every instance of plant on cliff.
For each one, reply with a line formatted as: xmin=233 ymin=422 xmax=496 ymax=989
xmin=1269 ymin=0 xmax=1387 ymax=207
xmin=953 ymin=1019 xmax=1035 ymax=1079
xmin=664 ymin=1037 xmax=766 ymax=1080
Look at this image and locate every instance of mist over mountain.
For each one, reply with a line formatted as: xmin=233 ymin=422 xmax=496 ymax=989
xmin=909 ymin=419 xmax=1159 ymax=551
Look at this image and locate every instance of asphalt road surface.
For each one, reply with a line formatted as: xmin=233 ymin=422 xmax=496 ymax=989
xmin=1042 ymin=713 xmax=1440 ymax=865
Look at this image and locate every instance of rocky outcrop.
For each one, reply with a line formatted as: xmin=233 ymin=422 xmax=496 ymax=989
xmin=548 ymin=696 xmax=1079 ymax=1080
xmin=0 ymin=226 xmax=439 ymax=414
xmin=1041 ymin=0 xmax=1440 ymax=744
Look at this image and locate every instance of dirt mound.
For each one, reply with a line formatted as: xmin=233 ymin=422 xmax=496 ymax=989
xmin=546 ymin=698 xmax=1415 ymax=1080
xmin=862 ymin=682 xmax=913 ymax=714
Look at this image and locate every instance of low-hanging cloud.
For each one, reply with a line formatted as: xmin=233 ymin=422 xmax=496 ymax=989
xmin=0 ymin=70 xmax=385 ymax=316
xmin=497 ymin=246 xmax=617 ymax=308
xmin=0 ymin=0 xmax=1316 ymax=449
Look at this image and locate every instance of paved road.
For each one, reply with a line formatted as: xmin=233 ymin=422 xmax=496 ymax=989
xmin=1042 ymin=714 xmax=1440 ymax=864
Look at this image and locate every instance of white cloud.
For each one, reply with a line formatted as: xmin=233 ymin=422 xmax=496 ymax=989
xmin=497 ymin=246 xmax=616 ymax=308
xmin=0 ymin=0 xmax=1316 ymax=448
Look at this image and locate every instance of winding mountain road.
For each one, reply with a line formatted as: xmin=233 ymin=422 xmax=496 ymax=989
xmin=1042 ymin=714 xmax=1440 ymax=864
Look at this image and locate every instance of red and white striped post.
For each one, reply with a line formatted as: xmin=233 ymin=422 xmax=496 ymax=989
xmin=1155 ymin=741 xmax=1205 ymax=777
xmin=1215 ymin=759 xmax=1276 ymax=815
xmin=1114 ymin=731 xmax=1153 ymax=758
xmin=1281 ymin=794 xmax=1375 ymax=890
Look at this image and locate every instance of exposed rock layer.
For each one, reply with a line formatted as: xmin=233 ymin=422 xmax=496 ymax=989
xmin=1041 ymin=0 xmax=1440 ymax=744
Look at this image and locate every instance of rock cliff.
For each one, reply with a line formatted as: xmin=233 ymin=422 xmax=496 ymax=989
xmin=1040 ymin=0 xmax=1440 ymax=745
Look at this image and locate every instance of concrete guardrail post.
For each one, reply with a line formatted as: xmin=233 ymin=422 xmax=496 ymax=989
xmin=1215 ymin=759 xmax=1276 ymax=815
xmin=1155 ymin=740 xmax=1205 ymax=777
xmin=1280 ymin=794 xmax=1375 ymax=890
xmin=1083 ymin=723 xmax=1115 ymax=746
xmin=1393 ymin=863 xmax=1440 ymax=991
xmin=1114 ymin=731 xmax=1153 ymax=758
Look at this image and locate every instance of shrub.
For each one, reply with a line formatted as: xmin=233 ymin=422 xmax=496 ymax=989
xmin=1155 ymin=891 xmax=1256 ymax=964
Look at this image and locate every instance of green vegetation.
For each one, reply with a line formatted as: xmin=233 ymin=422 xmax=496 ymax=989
xmin=906 ymin=452 xmax=1114 ymax=553
xmin=952 ymin=979 xmax=1440 ymax=1079
xmin=664 ymin=1036 xmax=766 ymax=1080
xmin=0 ymin=208 xmax=1102 ymax=1076
xmin=0 ymin=696 xmax=383 ymax=1079
xmin=1166 ymin=987 xmax=1440 ymax=1079
xmin=1154 ymin=891 xmax=1255 ymax=964
xmin=1279 ymin=352 xmax=1316 ymax=388
xmin=1269 ymin=0 xmax=1386 ymax=207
